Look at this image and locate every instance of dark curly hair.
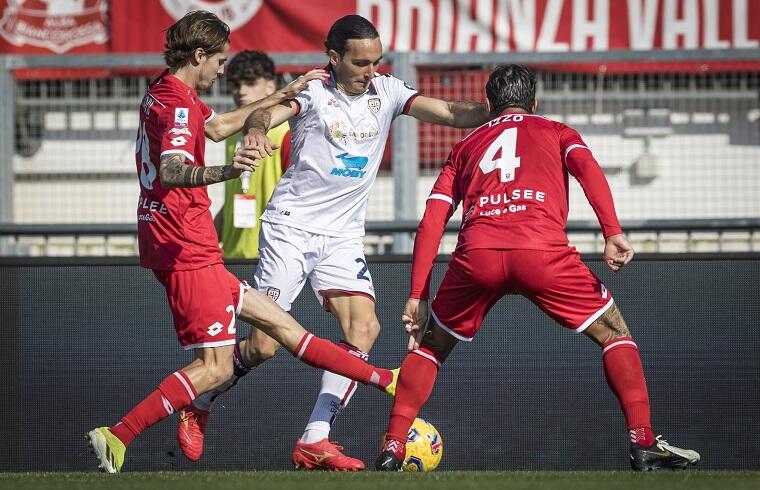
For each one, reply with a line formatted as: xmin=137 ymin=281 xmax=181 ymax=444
xmin=163 ymin=10 xmax=230 ymax=70
xmin=225 ymin=50 xmax=276 ymax=88
xmin=486 ymin=64 xmax=537 ymax=114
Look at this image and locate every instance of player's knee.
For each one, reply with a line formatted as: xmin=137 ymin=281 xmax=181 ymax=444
xmin=200 ymin=360 xmax=234 ymax=389
xmin=347 ymin=317 xmax=381 ymax=344
xmin=245 ymin=337 xmax=280 ymax=366
xmin=419 ymin=323 xmax=458 ymax=362
xmin=363 ymin=317 xmax=382 ymax=340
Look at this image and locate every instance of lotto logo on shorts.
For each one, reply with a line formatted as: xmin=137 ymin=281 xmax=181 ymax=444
xmin=266 ymin=287 xmax=280 ymax=302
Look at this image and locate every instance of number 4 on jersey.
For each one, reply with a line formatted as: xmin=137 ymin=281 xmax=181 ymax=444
xmin=478 ymin=127 xmax=520 ymax=182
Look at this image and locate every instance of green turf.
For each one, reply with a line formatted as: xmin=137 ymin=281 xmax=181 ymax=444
xmin=0 ymin=471 xmax=758 ymax=490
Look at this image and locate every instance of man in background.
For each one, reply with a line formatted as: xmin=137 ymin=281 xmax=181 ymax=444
xmin=216 ymin=50 xmax=291 ymax=259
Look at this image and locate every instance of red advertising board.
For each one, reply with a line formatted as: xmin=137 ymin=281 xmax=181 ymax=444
xmin=1 ymin=0 xmax=759 ymax=77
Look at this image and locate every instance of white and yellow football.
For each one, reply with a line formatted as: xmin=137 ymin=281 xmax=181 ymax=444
xmin=402 ymin=417 xmax=443 ymax=472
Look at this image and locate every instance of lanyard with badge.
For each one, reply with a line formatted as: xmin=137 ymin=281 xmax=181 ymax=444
xmin=232 ymin=139 xmax=257 ymax=228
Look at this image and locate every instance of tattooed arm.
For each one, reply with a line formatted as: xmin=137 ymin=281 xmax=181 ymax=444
xmin=158 ymin=148 xmax=259 ymax=188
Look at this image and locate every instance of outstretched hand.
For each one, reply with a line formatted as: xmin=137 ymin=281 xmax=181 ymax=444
xmin=603 ymin=233 xmax=635 ymax=272
xmin=279 ymin=68 xmax=328 ymax=99
xmin=402 ymin=298 xmax=429 ymax=352
xmin=242 ymin=132 xmax=279 ymax=160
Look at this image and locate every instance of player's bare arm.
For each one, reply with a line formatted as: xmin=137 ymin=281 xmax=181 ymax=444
xmin=604 ymin=233 xmax=635 ymax=272
xmin=242 ymin=102 xmax=298 ymax=159
xmin=158 ymin=148 xmax=259 ymax=188
xmin=407 ymin=95 xmax=491 ymax=128
xmin=204 ymin=68 xmax=327 ymax=142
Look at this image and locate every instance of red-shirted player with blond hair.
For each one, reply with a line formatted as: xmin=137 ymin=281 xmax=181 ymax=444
xmin=375 ymin=64 xmax=700 ymax=472
xmin=85 ymin=10 xmax=397 ymax=474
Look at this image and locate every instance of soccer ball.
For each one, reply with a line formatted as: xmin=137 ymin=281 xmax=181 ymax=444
xmin=402 ymin=417 xmax=443 ymax=472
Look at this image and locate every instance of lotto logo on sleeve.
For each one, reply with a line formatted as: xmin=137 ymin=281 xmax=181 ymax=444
xmin=171 ymin=136 xmax=188 ymax=146
xmin=174 ymin=108 xmax=189 ymax=126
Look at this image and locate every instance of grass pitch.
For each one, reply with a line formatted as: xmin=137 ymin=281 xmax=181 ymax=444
xmin=0 ymin=471 xmax=758 ymax=490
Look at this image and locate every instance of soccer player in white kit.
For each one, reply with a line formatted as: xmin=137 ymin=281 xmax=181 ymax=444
xmin=177 ymin=15 xmax=490 ymax=470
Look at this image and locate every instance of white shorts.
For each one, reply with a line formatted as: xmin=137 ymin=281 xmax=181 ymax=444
xmin=254 ymin=221 xmax=375 ymax=312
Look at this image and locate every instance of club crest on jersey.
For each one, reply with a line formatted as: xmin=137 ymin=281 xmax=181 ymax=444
xmin=331 ymin=153 xmax=368 ymax=179
xmin=266 ymin=287 xmax=280 ymax=302
xmin=368 ymin=98 xmax=381 ymax=113
xmin=174 ymin=108 xmax=189 ymax=127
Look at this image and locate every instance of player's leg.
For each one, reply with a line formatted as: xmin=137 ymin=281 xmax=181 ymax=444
xmin=178 ymin=223 xmax=310 ymax=460
xmin=517 ymin=247 xmax=699 ymax=470
xmin=89 ymin=344 xmax=234 ymax=473
xmin=290 ymin=237 xmax=380 ymax=470
xmin=236 ymin=287 xmax=395 ymax=390
xmin=293 ymin=293 xmax=380 ymax=470
xmin=376 ymin=321 xmax=458 ymax=471
xmin=583 ymin=306 xmax=700 ymax=470
xmin=376 ymin=249 xmax=505 ymax=471
xmin=88 ymin=265 xmax=240 ymax=472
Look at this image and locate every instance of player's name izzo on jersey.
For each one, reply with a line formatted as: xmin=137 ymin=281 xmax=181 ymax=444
xmin=261 ymin=73 xmax=417 ymax=238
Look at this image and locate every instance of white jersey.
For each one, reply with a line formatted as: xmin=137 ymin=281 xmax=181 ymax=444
xmin=260 ymin=69 xmax=418 ymax=237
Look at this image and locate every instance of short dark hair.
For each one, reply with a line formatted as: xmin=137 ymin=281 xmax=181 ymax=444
xmin=486 ymin=64 xmax=537 ymax=114
xmin=324 ymin=15 xmax=379 ymax=56
xmin=225 ymin=50 xmax=276 ymax=88
xmin=164 ymin=10 xmax=230 ymax=70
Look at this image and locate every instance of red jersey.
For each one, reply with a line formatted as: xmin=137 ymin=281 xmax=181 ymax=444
xmin=135 ymin=71 xmax=221 ymax=271
xmin=411 ymin=114 xmax=622 ymax=298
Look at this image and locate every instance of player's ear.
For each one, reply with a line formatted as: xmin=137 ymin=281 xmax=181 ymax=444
xmin=327 ymin=49 xmax=340 ymax=68
xmin=531 ymin=99 xmax=538 ymax=114
xmin=484 ymin=98 xmax=492 ymax=115
xmin=192 ymin=48 xmax=206 ymax=66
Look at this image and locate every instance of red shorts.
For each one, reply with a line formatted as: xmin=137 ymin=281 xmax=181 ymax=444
xmin=153 ymin=264 xmax=250 ymax=350
xmin=430 ymin=248 xmax=613 ymax=341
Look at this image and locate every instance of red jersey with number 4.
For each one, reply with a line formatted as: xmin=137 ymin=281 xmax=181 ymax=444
xmin=428 ymin=114 xmax=622 ymax=252
xmin=135 ymin=71 xmax=221 ymax=271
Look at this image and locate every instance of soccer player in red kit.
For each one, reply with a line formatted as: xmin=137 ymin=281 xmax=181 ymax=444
xmin=375 ymin=65 xmax=700 ymax=472
xmin=85 ymin=11 xmax=396 ymax=474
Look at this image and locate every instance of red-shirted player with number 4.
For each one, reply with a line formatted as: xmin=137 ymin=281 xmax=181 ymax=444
xmin=84 ymin=11 xmax=397 ymax=474
xmin=375 ymin=65 xmax=701 ymax=472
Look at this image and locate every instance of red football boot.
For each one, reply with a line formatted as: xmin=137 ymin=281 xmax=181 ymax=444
xmin=177 ymin=405 xmax=208 ymax=462
xmin=292 ymin=438 xmax=365 ymax=471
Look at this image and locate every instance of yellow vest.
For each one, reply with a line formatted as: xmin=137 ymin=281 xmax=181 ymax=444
xmin=220 ymin=122 xmax=289 ymax=258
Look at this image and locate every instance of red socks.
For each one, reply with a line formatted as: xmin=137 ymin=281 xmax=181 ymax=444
xmin=294 ymin=333 xmax=392 ymax=389
xmin=602 ymin=336 xmax=654 ymax=446
xmin=385 ymin=346 xmax=443 ymax=443
xmin=110 ymin=371 xmax=197 ymax=447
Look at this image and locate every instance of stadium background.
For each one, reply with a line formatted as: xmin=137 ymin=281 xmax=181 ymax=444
xmin=0 ymin=0 xmax=759 ymax=472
